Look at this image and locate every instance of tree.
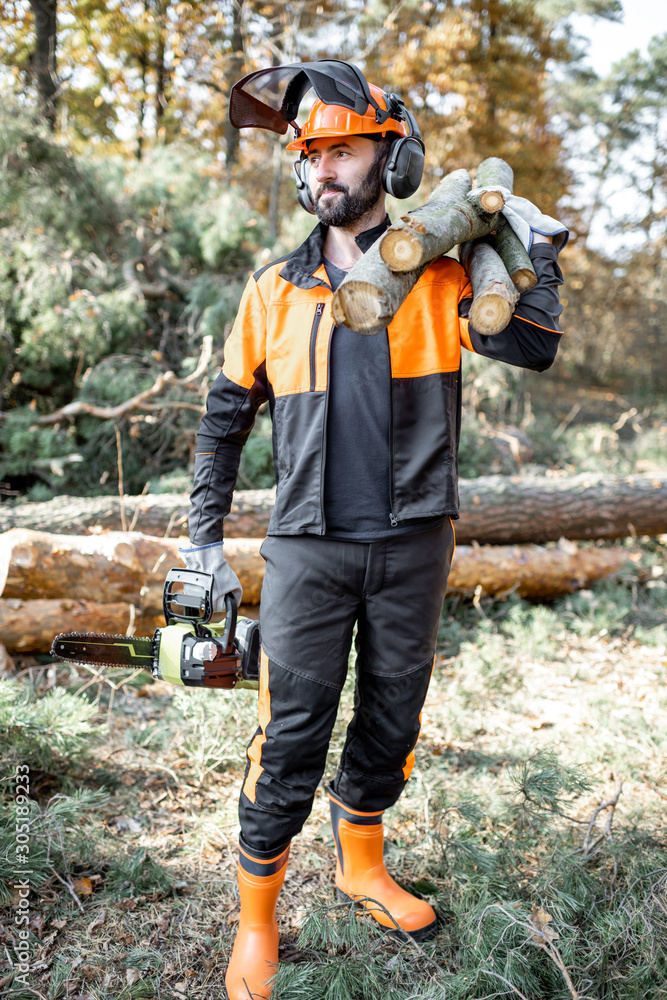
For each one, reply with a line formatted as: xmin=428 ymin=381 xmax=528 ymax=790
xmin=28 ymin=0 xmax=58 ymax=129
xmin=352 ymin=0 xmax=622 ymax=212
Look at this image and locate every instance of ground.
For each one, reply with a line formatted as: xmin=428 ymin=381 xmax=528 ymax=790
xmin=1 ymin=537 xmax=666 ymax=999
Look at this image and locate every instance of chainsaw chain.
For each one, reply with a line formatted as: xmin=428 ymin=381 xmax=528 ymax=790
xmin=51 ymin=631 xmax=157 ymax=672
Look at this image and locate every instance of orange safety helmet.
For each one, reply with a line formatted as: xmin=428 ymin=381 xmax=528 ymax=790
xmin=286 ymin=85 xmax=409 ymax=151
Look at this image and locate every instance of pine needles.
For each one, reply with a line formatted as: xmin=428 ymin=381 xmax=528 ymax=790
xmin=0 ymin=677 xmax=101 ymax=777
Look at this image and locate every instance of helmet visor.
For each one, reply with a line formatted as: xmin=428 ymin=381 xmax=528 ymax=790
xmin=229 ymin=60 xmax=375 ymax=134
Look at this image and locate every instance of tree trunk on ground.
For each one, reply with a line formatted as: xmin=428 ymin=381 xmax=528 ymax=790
xmin=0 ymin=531 xmax=265 ymax=607
xmin=447 ymin=541 xmax=628 ymax=600
xmin=456 ymin=472 xmax=667 ymax=544
xmin=0 ymin=489 xmax=275 ymax=538
xmin=2 ymin=474 xmax=665 ymax=544
xmin=0 ymin=600 xmax=165 ymax=654
xmin=0 ymin=540 xmax=629 ymax=653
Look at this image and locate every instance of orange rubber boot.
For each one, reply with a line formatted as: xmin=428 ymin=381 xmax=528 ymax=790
xmin=225 ymin=842 xmax=290 ymax=1000
xmin=328 ymin=787 xmax=437 ymax=941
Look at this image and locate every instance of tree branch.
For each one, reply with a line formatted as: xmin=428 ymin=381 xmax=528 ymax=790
xmin=33 ymin=337 xmax=213 ymax=426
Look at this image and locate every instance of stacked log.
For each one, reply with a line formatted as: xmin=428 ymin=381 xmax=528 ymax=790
xmin=332 ymin=157 xmax=528 ymax=337
xmin=0 ymin=528 xmax=630 ymax=654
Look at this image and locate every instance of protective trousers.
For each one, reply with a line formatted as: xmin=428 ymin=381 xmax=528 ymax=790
xmin=239 ymin=519 xmax=455 ymax=854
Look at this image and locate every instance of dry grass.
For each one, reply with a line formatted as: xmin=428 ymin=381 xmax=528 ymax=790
xmin=1 ymin=539 xmax=666 ymax=998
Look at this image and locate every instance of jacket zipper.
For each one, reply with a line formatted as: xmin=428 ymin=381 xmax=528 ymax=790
xmin=309 ymin=302 xmax=324 ymax=392
xmin=319 ymin=323 xmax=335 ymax=533
xmin=388 ymin=343 xmax=398 ymax=527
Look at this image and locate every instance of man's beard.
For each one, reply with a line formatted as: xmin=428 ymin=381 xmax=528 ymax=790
xmin=314 ymin=155 xmax=383 ymax=228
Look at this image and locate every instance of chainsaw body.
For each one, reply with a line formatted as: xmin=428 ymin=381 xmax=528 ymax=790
xmin=52 ymin=567 xmax=260 ymax=690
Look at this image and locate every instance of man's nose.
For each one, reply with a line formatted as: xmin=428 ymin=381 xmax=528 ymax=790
xmin=313 ymin=155 xmax=335 ymax=182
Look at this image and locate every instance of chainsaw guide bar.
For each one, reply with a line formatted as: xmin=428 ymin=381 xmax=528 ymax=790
xmin=52 ymin=632 xmax=157 ymax=671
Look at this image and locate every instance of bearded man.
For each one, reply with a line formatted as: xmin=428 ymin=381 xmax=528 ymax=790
xmin=180 ymin=63 xmax=567 ymax=1000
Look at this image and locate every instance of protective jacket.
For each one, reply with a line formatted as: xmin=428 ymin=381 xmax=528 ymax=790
xmin=188 ymin=219 xmax=563 ymax=544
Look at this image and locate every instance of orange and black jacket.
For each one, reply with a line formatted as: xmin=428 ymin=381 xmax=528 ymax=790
xmin=188 ymin=219 xmax=563 ymax=544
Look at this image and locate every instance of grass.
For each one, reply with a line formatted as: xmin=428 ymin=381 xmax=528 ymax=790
xmin=1 ymin=540 xmax=666 ymax=998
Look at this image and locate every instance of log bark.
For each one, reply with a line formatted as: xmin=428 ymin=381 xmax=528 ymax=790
xmin=333 ymin=169 xmax=479 ymax=331
xmin=332 ymin=242 xmax=431 ymax=335
xmin=378 ymin=159 xmax=515 ymax=275
xmin=474 ymin=157 xmax=514 ymax=212
xmin=378 ymin=169 xmax=478 ymax=272
xmin=2 ymin=473 xmax=666 ymax=545
xmin=0 ymin=600 xmax=165 ymax=654
xmin=446 ymin=541 xmax=628 ymax=600
xmin=0 ymin=540 xmax=630 ymax=652
xmin=457 ymin=472 xmax=667 ymax=545
xmin=0 ymin=531 xmax=265 ymax=607
xmin=0 ymin=489 xmax=275 ymax=538
xmin=333 ymin=159 xmax=518 ymax=331
xmin=459 ymin=240 xmax=519 ymax=335
xmin=492 ymin=218 xmax=537 ymax=292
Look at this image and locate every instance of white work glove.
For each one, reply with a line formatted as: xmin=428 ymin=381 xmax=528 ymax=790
xmin=471 ymin=188 xmax=569 ymax=252
xmin=177 ymin=540 xmax=243 ymax=610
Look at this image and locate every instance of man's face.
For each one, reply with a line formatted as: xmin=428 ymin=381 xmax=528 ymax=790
xmin=306 ymin=135 xmax=385 ymax=227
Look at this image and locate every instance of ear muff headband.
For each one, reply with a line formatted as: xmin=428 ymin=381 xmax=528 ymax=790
xmin=293 ymin=93 xmax=424 ymax=212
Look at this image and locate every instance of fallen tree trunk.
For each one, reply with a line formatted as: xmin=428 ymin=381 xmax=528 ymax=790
xmin=0 ymin=490 xmax=275 ymax=538
xmin=2 ymin=473 xmax=665 ymax=544
xmin=456 ymin=472 xmax=667 ymax=544
xmin=0 ymin=599 xmax=165 ymax=654
xmin=0 ymin=531 xmax=265 ymax=607
xmin=446 ymin=541 xmax=628 ymax=600
xmin=0 ymin=540 xmax=629 ymax=653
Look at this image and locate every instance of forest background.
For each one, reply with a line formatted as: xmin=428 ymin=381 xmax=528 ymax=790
xmin=1 ymin=2 xmax=667 ymax=999
xmin=1 ymin=0 xmax=666 ymax=495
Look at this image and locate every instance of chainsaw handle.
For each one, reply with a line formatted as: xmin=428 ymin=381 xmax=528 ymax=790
xmin=219 ymin=592 xmax=238 ymax=655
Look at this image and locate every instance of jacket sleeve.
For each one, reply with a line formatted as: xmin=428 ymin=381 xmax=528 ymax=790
xmin=458 ymin=243 xmax=564 ymax=372
xmin=188 ymin=276 xmax=269 ymax=545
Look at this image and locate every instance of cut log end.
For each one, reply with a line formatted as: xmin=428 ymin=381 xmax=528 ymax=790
xmin=332 ymin=282 xmax=388 ymax=335
xmin=512 ymin=267 xmax=538 ymax=292
xmin=469 ymin=287 xmax=514 ymax=336
xmin=379 ymin=229 xmax=424 ymax=272
xmin=478 ymin=189 xmax=505 ymax=213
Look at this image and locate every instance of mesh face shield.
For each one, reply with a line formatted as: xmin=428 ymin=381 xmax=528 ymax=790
xmin=229 ymin=60 xmax=378 ymax=135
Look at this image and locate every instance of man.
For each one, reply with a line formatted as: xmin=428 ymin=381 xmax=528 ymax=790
xmin=180 ymin=66 xmax=566 ymax=1000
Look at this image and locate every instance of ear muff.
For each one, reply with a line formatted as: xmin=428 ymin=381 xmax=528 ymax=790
xmin=381 ymin=134 xmax=425 ymax=199
xmin=293 ymin=156 xmax=316 ymax=214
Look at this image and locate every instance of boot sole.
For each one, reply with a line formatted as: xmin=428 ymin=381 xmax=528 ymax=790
xmin=336 ymin=887 xmax=438 ymax=942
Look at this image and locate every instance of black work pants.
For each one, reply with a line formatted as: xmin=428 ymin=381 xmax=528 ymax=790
xmin=239 ymin=519 xmax=455 ymax=854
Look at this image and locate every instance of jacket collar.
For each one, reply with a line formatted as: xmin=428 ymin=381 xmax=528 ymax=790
xmin=279 ymin=215 xmax=391 ymax=290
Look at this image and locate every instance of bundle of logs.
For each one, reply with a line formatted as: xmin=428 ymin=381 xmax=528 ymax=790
xmin=332 ymin=156 xmax=532 ymax=336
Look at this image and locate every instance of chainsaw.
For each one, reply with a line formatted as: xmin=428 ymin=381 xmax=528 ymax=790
xmin=51 ymin=568 xmax=260 ymax=690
